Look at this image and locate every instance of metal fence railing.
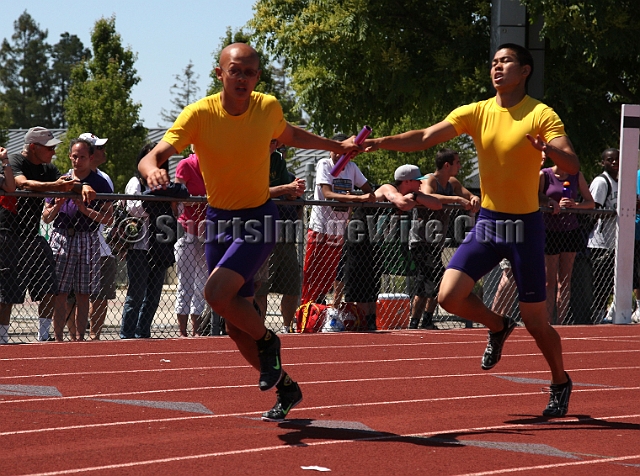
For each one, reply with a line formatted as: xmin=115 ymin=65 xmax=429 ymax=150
xmin=0 ymin=191 xmax=619 ymax=343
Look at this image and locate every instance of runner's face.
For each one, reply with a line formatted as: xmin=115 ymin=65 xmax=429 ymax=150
xmin=216 ymin=48 xmax=261 ymax=102
xmin=491 ymin=48 xmax=529 ymax=91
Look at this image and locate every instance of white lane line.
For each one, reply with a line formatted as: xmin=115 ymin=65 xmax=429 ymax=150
xmin=457 ymin=453 xmax=640 ymax=475
xmin=3 ymin=386 xmax=640 ymax=437
xmin=2 ymin=350 xmax=640 ymax=380
xmin=1 ymin=366 xmax=640 ymax=405
xmin=17 ymin=415 xmax=640 ymax=476
xmin=2 ymin=334 xmax=637 ymax=362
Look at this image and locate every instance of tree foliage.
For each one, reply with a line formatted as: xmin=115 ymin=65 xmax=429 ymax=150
xmin=250 ymin=0 xmax=490 ymax=184
xmin=0 ymin=11 xmax=53 ymax=128
xmin=159 ymin=60 xmax=201 ymax=126
xmin=250 ymin=0 xmax=640 ymax=182
xmin=250 ymin=0 xmax=491 ymax=135
xmin=51 ymin=33 xmax=91 ymax=127
xmin=522 ymin=0 xmax=640 ymax=179
xmin=63 ymin=16 xmax=146 ymax=192
xmin=0 ymin=11 xmax=89 ymax=129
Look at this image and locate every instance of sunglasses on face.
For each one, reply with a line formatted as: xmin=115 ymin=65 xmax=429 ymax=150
xmin=95 ymin=145 xmax=105 ymax=150
xmin=38 ymin=144 xmax=56 ymax=152
xmin=220 ymin=67 xmax=259 ymax=79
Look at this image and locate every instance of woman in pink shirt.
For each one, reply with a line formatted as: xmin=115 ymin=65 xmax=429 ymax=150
xmin=174 ymin=152 xmax=208 ymax=336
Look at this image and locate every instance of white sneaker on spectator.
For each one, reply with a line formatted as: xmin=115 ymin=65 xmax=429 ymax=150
xmin=632 ymin=309 xmax=640 ymax=323
xmin=280 ymin=325 xmax=290 ymax=334
xmin=602 ymin=307 xmax=614 ymax=323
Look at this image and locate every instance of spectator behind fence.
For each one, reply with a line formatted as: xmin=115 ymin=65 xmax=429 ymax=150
xmin=255 ymin=141 xmax=305 ymax=333
xmin=365 ymin=43 xmax=577 ymax=417
xmin=408 ymin=149 xmax=480 ymax=329
xmin=174 ymin=151 xmax=208 ymax=337
xmin=120 ymin=143 xmax=177 ymax=339
xmin=77 ymin=133 xmax=116 ymax=340
xmin=0 ymin=146 xmax=16 ymax=344
xmin=343 ymin=164 xmax=442 ymax=330
xmin=0 ymin=127 xmax=95 ymax=343
xmin=301 ymin=132 xmax=376 ymax=305
xmin=539 ymin=160 xmax=594 ymax=325
xmin=587 ymin=148 xmax=618 ymax=323
xmin=43 ymin=138 xmax=113 ymax=341
xmin=137 ymin=43 xmax=364 ymax=422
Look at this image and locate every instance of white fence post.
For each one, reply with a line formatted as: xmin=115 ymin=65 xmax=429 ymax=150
xmin=613 ymin=104 xmax=640 ymax=324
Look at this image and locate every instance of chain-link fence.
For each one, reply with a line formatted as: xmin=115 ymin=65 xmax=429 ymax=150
xmin=0 ymin=191 xmax=619 ymax=343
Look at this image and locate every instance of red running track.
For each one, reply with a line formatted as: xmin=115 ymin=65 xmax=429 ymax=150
xmin=1 ymin=325 xmax=640 ymax=475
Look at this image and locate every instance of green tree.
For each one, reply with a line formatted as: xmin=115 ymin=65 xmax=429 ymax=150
xmin=159 ymin=60 xmax=201 ymax=126
xmin=51 ymin=33 xmax=91 ymax=128
xmin=250 ymin=0 xmax=491 ymax=136
xmin=249 ymin=0 xmax=490 ymax=184
xmin=0 ymin=100 xmax=10 ymax=146
xmin=0 ymin=11 xmax=54 ymax=128
xmin=522 ymin=0 xmax=640 ymax=179
xmin=250 ymin=0 xmax=640 ymax=181
xmin=63 ymin=16 xmax=146 ymax=192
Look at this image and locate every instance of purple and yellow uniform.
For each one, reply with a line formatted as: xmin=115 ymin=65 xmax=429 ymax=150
xmin=163 ymin=92 xmax=287 ymax=296
xmin=445 ymin=95 xmax=566 ymax=302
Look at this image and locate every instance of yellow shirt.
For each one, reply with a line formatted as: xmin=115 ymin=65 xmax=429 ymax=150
xmin=163 ymin=92 xmax=287 ymax=210
xmin=445 ymin=95 xmax=566 ymax=214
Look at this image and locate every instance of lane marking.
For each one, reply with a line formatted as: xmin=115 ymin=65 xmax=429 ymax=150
xmin=1 ymin=334 xmax=637 ymax=362
xmin=16 ymin=415 xmax=640 ymax=475
xmin=457 ymin=453 xmax=640 ymax=475
xmin=1 ymin=366 xmax=640 ymax=406
xmin=3 ymin=387 xmax=640 ymax=436
xmin=2 ymin=350 xmax=640 ymax=380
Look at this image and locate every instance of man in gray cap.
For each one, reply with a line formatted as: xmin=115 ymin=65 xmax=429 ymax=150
xmin=0 ymin=127 xmax=96 ymax=342
xmin=340 ymin=164 xmax=441 ymax=330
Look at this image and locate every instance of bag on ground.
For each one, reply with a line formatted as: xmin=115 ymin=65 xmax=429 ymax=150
xmin=295 ymin=302 xmax=328 ymax=333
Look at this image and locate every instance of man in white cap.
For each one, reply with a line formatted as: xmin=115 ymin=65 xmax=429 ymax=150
xmin=0 ymin=126 xmax=96 ymax=342
xmin=78 ymin=133 xmax=116 ymax=340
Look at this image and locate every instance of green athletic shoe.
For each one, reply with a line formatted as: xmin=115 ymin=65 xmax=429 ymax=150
xmin=262 ymin=383 xmax=303 ymax=421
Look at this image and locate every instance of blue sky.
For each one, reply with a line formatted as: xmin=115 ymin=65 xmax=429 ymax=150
xmin=2 ymin=0 xmax=258 ymax=127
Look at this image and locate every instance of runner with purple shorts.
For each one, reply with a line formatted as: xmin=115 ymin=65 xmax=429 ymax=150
xmin=138 ymin=43 xmax=363 ymax=421
xmin=366 ymin=43 xmax=577 ymax=418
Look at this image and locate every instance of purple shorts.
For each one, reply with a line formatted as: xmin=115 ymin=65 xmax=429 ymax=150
xmin=447 ymin=208 xmax=546 ymax=303
xmin=204 ymin=200 xmax=278 ymax=298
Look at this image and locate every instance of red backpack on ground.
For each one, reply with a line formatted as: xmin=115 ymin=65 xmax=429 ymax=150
xmin=295 ymin=302 xmax=328 ymax=333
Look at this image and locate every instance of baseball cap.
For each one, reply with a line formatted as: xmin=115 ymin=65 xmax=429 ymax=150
xmin=394 ymin=164 xmax=427 ymax=181
xmin=78 ymin=133 xmax=108 ymax=146
xmin=24 ymin=127 xmax=62 ymax=147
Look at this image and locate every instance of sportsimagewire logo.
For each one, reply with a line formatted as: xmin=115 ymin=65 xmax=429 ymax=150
xmin=141 ymin=214 xmax=525 ymax=245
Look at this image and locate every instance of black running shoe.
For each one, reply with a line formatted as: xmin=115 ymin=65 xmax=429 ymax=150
xmin=542 ymin=372 xmax=572 ymax=417
xmin=258 ymin=331 xmax=284 ymax=391
xmin=261 ymin=383 xmax=303 ymax=421
xmin=481 ymin=316 xmax=516 ymax=370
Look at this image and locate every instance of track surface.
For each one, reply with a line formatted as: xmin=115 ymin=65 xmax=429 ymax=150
xmin=2 ymin=325 xmax=640 ymax=475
